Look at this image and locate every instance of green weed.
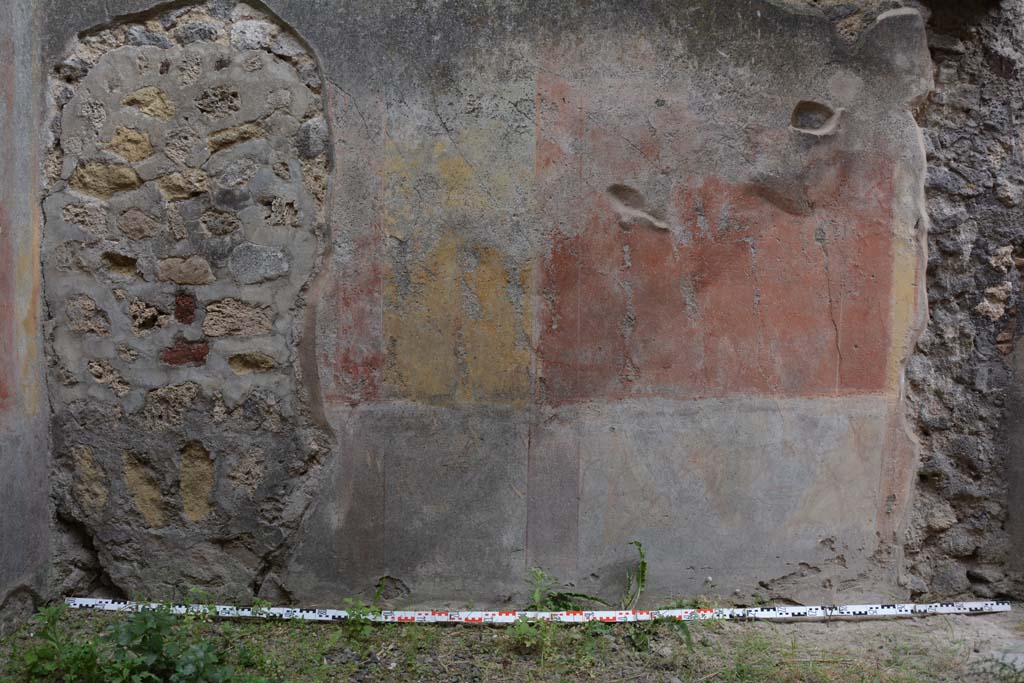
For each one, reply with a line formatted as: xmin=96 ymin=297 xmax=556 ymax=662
xmin=21 ymin=605 xmax=103 ymax=683
xmin=17 ymin=603 xmax=274 ymax=683
xmin=620 ymin=540 xmax=647 ymax=610
xmin=510 ymin=618 xmax=550 ymax=655
xmin=524 ymin=567 xmax=608 ymax=612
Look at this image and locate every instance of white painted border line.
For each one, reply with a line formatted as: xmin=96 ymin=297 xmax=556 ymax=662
xmin=66 ymin=597 xmax=1011 ymax=624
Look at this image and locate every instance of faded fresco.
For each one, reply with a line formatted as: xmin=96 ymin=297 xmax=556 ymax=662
xmin=30 ymin=0 xmax=939 ymax=607
xmin=293 ymin=5 xmax=932 ymax=603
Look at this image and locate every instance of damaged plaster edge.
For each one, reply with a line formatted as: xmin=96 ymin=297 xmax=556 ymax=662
xmin=887 ymin=130 xmax=932 ymax=577
xmin=765 ymin=0 xmax=921 ymax=44
xmin=876 ymin=7 xmax=927 ymax=23
xmin=878 ymin=115 xmax=933 ymax=593
xmin=855 ymin=3 xmax=934 ymax=576
xmin=293 ymin=53 xmax=337 ymax=437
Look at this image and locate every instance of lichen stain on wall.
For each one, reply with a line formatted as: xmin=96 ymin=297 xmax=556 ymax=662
xmin=70 ymin=444 xmax=108 ymax=514
xmin=122 ymin=452 xmax=168 ymax=529
xmin=179 ymin=440 xmax=215 ymax=522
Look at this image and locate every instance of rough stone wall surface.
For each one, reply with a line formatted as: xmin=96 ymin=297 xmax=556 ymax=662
xmin=898 ymin=0 xmax=1024 ymax=601
xmin=39 ymin=0 xmax=1024 ymax=610
xmin=41 ymin=1 xmax=331 ymax=603
xmin=0 ymin=0 xmax=52 ymax=636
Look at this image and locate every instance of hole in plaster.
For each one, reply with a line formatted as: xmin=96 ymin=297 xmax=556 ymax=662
xmin=200 ymin=209 xmax=241 ymax=235
xmin=607 ymin=184 xmax=647 ymax=211
xmin=130 ymin=299 xmax=167 ymax=335
xmin=196 ymin=85 xmax=240 ymax=118
xmin=606 ymin=184 xmax=668 ymax=231
xmin=790 ymin=100 xmax=841 ymax=136
xmin=375 ymin=575 xmax=411 ymax=600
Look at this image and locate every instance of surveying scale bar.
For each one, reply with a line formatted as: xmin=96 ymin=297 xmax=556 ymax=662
xmin=66 ymin=597 xmax=1011 ymax=624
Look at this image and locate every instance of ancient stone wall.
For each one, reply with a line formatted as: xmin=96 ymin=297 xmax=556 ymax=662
xmin=4 ymin=0 xmax=1018 ymax=617
xmin=41 ymin=1 xmax=331 ymax=603
xmin=900 ymin=0 xmax=1024 ymax=600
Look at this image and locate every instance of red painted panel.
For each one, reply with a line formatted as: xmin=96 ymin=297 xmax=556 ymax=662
xmin=321 ymin=228 xmax=384 ymax=405
xmin=328 ymin=69 xmax=896 ymax=406
xmin=535 ymin=78 xmax=894 ymax=403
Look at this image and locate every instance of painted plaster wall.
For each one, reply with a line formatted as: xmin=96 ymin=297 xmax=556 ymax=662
xmin=0 ymin=0 xmax=52 ymax=635
xmin=288 ymin=2 xmax=932 ymax=605
xmin=30 ymin=0 xmax=946 ymax=610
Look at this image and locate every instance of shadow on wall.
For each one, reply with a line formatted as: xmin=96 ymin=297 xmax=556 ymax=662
xmin=40 ymin=0 xmax=334 ymax=604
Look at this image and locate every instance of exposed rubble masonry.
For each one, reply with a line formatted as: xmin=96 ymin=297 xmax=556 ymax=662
xmin=41 ymin=0 xmax=331 ymax=603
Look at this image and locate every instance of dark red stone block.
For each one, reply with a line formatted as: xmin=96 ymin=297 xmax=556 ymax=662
xmin=160 ymin=335 xmax=209 ymax=366
xmin=175 ymin=292 xmax=196 ymax=324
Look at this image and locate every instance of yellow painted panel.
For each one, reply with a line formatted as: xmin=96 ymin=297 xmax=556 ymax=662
xmin=384 ymin=232 xmax=460 ymax=400
xmin=462 ymin=247 xmax=531 ymax=403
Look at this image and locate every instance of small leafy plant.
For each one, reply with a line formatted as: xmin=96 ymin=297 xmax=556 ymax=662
xmin=509 ymin=617 xmax=558 ymax=662
xmin=525 ymin=567 xmax=608 ymax=612
xmin=620 ymin=540 xmax=647 ymax=610
xmin=334 ymin=577 xmax=391 ymax=651
xmin=619 ymin=539 xmax=652 ymax=651
xmin=249 ymin=598 xmax=273 ymax=619
xmin=337 ymin=598 xmax=378 ymax=648
xmin=511 ymin=566 xmax=609 ymax=662
xmin=19 ymin=603 xmax=274 ymax=683
xmin=21 ymin=605 xmax=103 ymax=683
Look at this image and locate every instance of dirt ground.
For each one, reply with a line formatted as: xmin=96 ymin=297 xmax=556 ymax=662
xmin=2 ymin=604 xmax=1023 ymax=682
